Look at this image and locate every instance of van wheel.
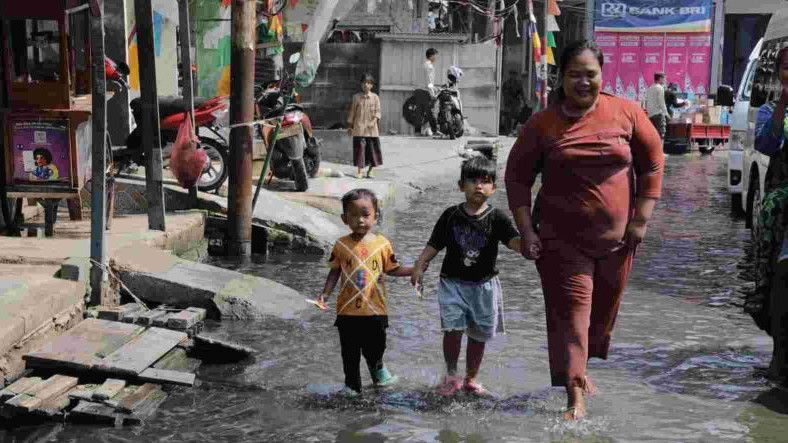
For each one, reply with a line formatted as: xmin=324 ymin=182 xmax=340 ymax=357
xmin=748 ymin=185 xmax=762 ymax=244
xmin=731 ymin=193 xmax=745 ymax=217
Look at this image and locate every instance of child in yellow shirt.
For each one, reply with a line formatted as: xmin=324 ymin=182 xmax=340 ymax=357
xmin=316 ymin=189 xmax=413 ymax=396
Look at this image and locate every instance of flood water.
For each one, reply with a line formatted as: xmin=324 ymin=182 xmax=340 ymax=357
xmin=6 ymin=153 xmax=788 ymax=442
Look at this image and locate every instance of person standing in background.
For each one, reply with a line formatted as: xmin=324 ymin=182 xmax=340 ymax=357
xmin=643 ymin=72 xmax=669 ymax=139
xmin=416 ymin=48 xmax=442 ymax=137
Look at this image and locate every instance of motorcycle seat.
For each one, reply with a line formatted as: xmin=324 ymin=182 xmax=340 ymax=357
xmin=130 ymin=96 xmax=208 ymax=121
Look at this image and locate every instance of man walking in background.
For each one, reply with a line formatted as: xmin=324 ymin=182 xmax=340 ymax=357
xmin=416 ymin=48 xmax=442 ymax=137
xmin=643 ymin=72 xmax=669 ymax=140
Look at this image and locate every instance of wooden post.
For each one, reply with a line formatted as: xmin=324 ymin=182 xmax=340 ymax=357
xmin=226 ymin=0 xmax=256 ymax=257
xmin=89 ymin=0 xmax=108 ymax=306
xmin=178 ymin=0 xmax=199 ymax=206
xmin=134 ymin=0 xmax=166 ymax=231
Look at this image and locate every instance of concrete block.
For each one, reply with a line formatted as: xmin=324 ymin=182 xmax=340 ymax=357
xmin=97 ymin=303 xmax=142 ymax=322
xmin=166 ymin=310 xmax=201 ymax=330
xmin=59 ymin=257 xmax=90 ymax=283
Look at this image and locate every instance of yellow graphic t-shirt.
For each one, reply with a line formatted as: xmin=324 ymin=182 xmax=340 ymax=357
xmin=329 ymin=234 xmax=400 ymax=316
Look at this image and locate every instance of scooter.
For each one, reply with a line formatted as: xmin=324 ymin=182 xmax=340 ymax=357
xmin=108 ymin=58 xmax=230 ymax=193
xmin=254 ymin=58 xmax=321 ymax=192
xmin=436 ymin=66 xmax=464 ymax=140
xmin=402 ymin=65 xmax=464 ymax=139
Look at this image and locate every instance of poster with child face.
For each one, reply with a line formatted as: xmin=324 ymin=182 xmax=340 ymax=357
xmin=10 ymin=120 xmax=70 ymax=185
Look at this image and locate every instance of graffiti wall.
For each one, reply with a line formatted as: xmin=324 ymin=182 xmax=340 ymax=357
xmin=125 ymin=0 xmax=179 ymax=97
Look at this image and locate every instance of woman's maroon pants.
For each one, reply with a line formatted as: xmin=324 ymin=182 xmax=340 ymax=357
xmin=535 ymin=240 xmax=635 ymax=388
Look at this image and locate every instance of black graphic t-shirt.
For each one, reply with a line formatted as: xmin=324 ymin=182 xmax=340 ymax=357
xmin=427 ymin=204 xmax=520 ymax=282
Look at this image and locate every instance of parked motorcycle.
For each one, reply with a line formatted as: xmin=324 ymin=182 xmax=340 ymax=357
xmin=436 ymin=66 xmax=464 ymax=139
xmin=254 ymin=57 xmax=321 ymax=192
xmin=402 ymin=65 xmax=464 ymax=139
xmin=106 ymin=58 xmax=230 ymax=193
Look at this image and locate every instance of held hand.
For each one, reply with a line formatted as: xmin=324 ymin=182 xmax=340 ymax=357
xmin=623 ymin=219 xmax=648 ymax=250
xmin=410 ymin=267 xmax=423 ymax=287
xmin=521 ymin=230 xmax=542 ymax=260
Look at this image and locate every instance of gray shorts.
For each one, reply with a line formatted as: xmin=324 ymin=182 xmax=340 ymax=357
xmin=437 ymin=277 xmax=506 ymax=342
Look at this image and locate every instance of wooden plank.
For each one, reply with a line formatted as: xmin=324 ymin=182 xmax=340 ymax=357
xmin=185 ymin=307 xmax=207 ymax=321
xmin=152 ymin=313 xmax=174 ymax=328
xmin=24 ymin=319 xmax=143 ymax=372
xmin=34 ymin=393 xmax=71 ymax=417
xmin=193 ymin=334 xmax=255 ymax=362
xmin=166 ymin=310 xmax=201 ymax=330
xmin=138 ymin=368 xmax=195 ymax=387
xmin=68 ymin=384 xmax=99 ymax=401
xmin=152 ymin=347 xmax=200 ymax=372
xmin=92 ymin=379 xmax=126 ymax=400
xmin=135 ymin=309 xmax=168 ymax=326
xmin=96 ymin=327 xmax=187 ymax=376
xmin=97 ymin=303 xmax=143 ymax=321
xmin=115 ymin=383 xmax=163 ymax=413
xmin=29 ymin=375 xmax=78 ymax=403
xmin=0 ymin=377 xmax=42 ymax=402
xmin=69 ymin=400 xmax=141 ymax=426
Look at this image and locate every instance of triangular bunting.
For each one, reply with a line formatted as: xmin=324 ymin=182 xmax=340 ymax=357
xmin=547 ymin=32 xmax=556 ymax=48
xmin=546 ymin=46 xmax=555 ymax=65
xmin=547 ymin=0 xmax=561 ymax=16
xmin=546 ymin=15 xmax=560 ymax=32
xmin=290 ymin=0 xmax=298 ymax=7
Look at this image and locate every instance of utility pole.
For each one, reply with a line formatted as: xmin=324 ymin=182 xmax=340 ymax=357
xmin=178 ymin=0 xmax=198 ymax=205
xmin=586 ymin=0 xmax=595 ymax=40
xmin=226 ymin=0 xmax=256 ymax=257
xmin=134 ymin=0 xmax=166 ymax=231
xmin=89 ymin=0 xmax=108 ymax=306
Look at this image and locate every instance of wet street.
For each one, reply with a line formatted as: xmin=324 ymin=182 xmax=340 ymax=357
xmin=5 ymin=152 xmax=788 ymax=442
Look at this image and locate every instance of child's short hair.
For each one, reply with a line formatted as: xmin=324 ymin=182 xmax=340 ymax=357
xmin=341 ymin=188 xmax=381 ymax=219
xmin=460 ymin=156 xmax=497 ymax=183
xmin=360 ymin=72 xmax=375 ymax=84
xmin=33 ymin=148 xmax=52 ymax=164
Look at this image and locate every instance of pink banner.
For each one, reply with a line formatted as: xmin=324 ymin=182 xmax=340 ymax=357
xmin=617 ymin=34 xmax=642 ymax=101
xmin=664 ymin=34 xmax=689 ymax=94
xmin=594 ymin=31 xmax=712 ymax=100
xmin=640 ymin=34 xmax=666 ymax=99
xmin=686 ymin=33 xmax=712 ymax=97
xmin=596 ymin=32 xmax=619 ymax=96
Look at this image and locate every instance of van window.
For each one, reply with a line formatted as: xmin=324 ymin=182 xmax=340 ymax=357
xmin=751 ymin=41 xmax=780 ymax=108
xmin=741 ymin=59 xmax=757 ymax=100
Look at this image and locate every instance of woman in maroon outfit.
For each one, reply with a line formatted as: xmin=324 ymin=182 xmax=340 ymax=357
xmin=505 ymin=40 xmax=665 ymax=419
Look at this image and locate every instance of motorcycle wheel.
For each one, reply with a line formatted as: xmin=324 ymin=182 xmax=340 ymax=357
xmin=402 ymin=96 xmax=426 ymax=128
xmin=451 ymin=111 xmax=464 ymax=139
xmin=444 ymin=109 xmax=455 ymax=140
xmin=305 ymin=149 xmax=321 ymax=178
xmin=197 ymin=137 xmax=229 ymax=193
xmin=292 ymin=158 xmax=309 ymax=192
xmin=269 ymin=145 xmax=293 ymax=179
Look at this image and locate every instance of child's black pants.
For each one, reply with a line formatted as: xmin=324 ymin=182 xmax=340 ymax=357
xmin=335 ymin=316 xmax=388 ymax=392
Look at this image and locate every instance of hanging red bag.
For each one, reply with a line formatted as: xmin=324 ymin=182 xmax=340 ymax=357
xmin=170 ymin=112 xmax=208 ymax=189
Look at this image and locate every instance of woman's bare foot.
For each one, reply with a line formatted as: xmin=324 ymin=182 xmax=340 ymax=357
xmin=563 ymin=386 xmax=586 ymax=420
xmin=583 ymin=376 xmax=598 ymax=396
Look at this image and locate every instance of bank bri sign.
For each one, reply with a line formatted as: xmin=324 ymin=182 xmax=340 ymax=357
xmin=595 ymin=0 xmax=713 ymax=33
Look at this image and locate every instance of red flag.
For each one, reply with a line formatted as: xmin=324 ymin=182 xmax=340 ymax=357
xmin=290 ymin=0 xmax=299 ymax=7
xmin=301 ymin=23 xmax=308 ymax=33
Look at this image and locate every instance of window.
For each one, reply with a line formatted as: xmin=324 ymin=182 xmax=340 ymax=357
xmin=740 ymin=60 xmax=757 ymax=101
xmin=751 ymin=39 xmax=788 ymax=108
xmin=8 ymin=19 xmax=61 ymax=83
xmin=68 ymin=10 xmax=91 ymax=95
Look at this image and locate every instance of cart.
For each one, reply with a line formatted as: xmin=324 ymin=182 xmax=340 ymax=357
xmin=664 ymin=122 xmax=730 ymax=155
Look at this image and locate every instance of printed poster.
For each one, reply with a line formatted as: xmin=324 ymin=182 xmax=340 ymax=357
xmin=664 ymin=34 xmax=688 ymax=93
xmin=617 ymin=34 xmax=642 ymax=102
xmin=596 ymin=32 xmax=619 ymax=95
xmin=10 ymin=119 xmax=70 ymax=185
xmin=686 ymin=33 xmax=712 ymax=97
xmin=640 ymin=34 xmax=666 ymax=97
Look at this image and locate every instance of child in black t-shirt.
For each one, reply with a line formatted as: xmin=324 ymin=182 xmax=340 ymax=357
xmin=411 ymin=156 xmax=521 ymax=396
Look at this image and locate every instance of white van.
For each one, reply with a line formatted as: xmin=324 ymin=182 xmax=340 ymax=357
xmin=728 ymin=39 xmax=763 ymax=216
xmin=731 ymin=7 xmax=788 ymax=235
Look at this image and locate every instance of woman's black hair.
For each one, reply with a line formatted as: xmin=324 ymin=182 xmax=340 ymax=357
xmin=360 ymin=72 xmax=375 ymax=84
xmin=33 ymin=148 xmax=52 ymax=164
xmin=426 ymin=48 xmax=438 ymax=59
xmin=341 ymin=188 xmax=381 ymax=219
xmin=460 ymin=156 xmax=497 ymax=183
xmin=555 ymin=39 xmax=605 ymax=102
